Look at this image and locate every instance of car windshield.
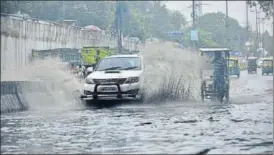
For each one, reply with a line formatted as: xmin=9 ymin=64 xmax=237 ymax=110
xmin=248 ymin=59 xmax=256 ymax=65
xmin=229 ymin=60 xmax=235 ymax=66
xmin=263 ymin=60 xmax=273 ymax=66
xmin=95 ymin=57 xmax=141 ymax=71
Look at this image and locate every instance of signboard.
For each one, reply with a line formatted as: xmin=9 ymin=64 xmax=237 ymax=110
xmin=190 ymin=30 xmax=198 ymax=41
xmin=168 ymin=31 xmax=184 ymax=37
xmin=231 ymin=51 xmax=240 ymax=56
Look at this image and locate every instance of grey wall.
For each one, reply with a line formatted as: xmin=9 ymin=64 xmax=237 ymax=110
xmin=0 ymin=81 xmax=78 ymax=113
xmin=1 ymin=15 xmax=138 ymax=70
xmin=1 ymin=81 xmax=35 ymax=113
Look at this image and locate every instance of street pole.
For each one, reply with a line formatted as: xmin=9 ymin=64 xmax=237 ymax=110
xmin=261 ymin=18 xmax=265 ymax=57
xmin=246 ymin=1 xmax=249 ymax=41
xmin=246 ymin=1 xmax=249 ymax=32
xmin=255 ymin=5 xmax=258 ymax=53
xmin=62 ymin=1 xmax=65 ymax=22
xmin=192 ymin=0 xmax=196 ymax=50
xmin=192 ymin=0 xmax=196 ymax=29
xmin=258 ymin=12 xmax=261 ymax=49
xmin=258 ymin=17 xmax=265 ymax=57
xmin=116 ymin=1 xmax=123 ymax=54
xmin=245 ymin=1 xmax=249 ymax=56
xmin=225 ymin=0 xmax=229 ymax=48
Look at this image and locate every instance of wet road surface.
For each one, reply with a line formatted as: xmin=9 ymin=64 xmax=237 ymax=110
xmin=1 ymin=70 xmax=273 ymax=154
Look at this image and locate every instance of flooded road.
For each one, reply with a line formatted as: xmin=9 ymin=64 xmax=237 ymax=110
xmin=1 ymin=70 xmax=273 ymax=154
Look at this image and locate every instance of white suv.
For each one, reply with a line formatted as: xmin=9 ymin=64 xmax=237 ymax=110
xmin=80 ymin=54 xmax=143 ymax=101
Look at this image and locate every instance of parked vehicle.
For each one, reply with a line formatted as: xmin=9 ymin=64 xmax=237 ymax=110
xmin=80 ymin=54 xmax=143 ymax=102
xmin=80 ymin=46 xmax=112 ymax=77
xmin=262 ymin=57 xmax=273 ymax=76
xmin=228 ymin=57 xmax=240 ymax=78
xmin=31 ymin=48 xmax=82 ymax=69
xmin=247 ymin=57 xmax=258 ymax=74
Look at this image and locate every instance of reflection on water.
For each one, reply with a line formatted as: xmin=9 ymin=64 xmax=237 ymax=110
xmin=1 ymin=101 xmax=273 ymax=154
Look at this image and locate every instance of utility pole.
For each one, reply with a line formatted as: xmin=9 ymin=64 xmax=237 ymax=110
xmin=62 ymin=0 xmax=65 ymax=22
xmin=198 ymin=1 xmax=202 ymax=17
xmin=187 ymin=1 xmax=209 ymax=19
xmin=192 ymin=0 xmax=196 ymax=28
xmin=255 ymin=5 xmax=258 ymax=52
xmin=245 ymin=1 xmax=249 ymax=56
xmin=246 ymin=1 xmax=249 ymax=32
xmin=258 ymin=12 xmax=261 ymax=49
xmin=116 ymin=1 xmax=123 ymax=54
xmin=192 ymin=0 xmax=196 ymax=50
xmin=246 ymin=1 xmax=249 ymax=38
xmin=225 ymin=0 xmax=229 ymax=47
xmin=258 ymin=17 xmax=265 ymax=56
xmin=261 ymin=18 xmax=265 ymax=57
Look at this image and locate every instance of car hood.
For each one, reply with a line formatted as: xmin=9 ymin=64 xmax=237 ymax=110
xmin=87 ymin=70 xmax=142 ymax=79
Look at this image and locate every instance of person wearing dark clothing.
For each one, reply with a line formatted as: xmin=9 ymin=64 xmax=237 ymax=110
xmin=212 ymin=52 xmax=227 ymax=93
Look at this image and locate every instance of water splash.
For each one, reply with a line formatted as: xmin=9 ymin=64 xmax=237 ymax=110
xmin=1 ymin=41 xmax=209 ymax=112
xmin=1 ymin=58 xmax=85 ymax=112
xmin=139 ymin=41 xmax=206 ymax=102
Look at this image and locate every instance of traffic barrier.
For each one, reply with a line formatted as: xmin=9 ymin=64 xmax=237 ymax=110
xmin=1 ymin=81 xmax=48 ymax=113
xmin=1 ymin=81 xmax=26 ymax=113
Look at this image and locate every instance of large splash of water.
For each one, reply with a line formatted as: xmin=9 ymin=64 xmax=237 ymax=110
xmin=1 ymin=58 xmax=85 ymax=112
xmin=1 ymin=41 xmax=209 ymax=113
xmin=139 ymin=41 xmax=206 ymax=102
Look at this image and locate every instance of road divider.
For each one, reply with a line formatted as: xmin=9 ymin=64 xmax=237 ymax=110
xmin=1 ymin=81 xmax=48 ymax=113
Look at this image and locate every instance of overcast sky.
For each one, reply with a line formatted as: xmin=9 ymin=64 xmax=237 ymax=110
xmin=165 ymin=1 xmax=273 ymax=35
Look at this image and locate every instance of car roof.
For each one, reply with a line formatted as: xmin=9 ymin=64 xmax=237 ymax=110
xmin=228 ymin=58 xmax=238 ymax=60
xmin=263 ymin=57 xmax=273 ymax=60
xmin=199 ymin=48 xmax=231 ymax=52
xmin=105 ymin=54 xmax=140 ymax=58
xmin=248 ymin=57 xmax=258 ymax=59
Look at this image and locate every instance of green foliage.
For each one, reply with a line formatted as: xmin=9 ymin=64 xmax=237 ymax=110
xmin=2 ymin=1 xmax=271 ymax=55
xmin=248 ymin=1 xmax=273 ymax=18
xmin=262 ymin=31 xmax=274 ymax=56
xmin=182 ymin=12 xmax=249 ymax=51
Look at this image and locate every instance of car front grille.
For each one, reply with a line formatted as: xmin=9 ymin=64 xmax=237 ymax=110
xmin=93 ymin=78 xmax=126 ymax=84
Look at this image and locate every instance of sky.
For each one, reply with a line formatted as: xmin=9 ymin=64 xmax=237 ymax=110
xmin=165 ymin=1 xmax=273 ymax=36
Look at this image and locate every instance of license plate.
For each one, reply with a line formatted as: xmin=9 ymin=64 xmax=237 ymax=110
xmin=100 ymin=87 xmax=117 ymax=92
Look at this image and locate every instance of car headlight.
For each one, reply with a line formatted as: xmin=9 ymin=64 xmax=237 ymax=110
xmin=124 ymin=77 xmax=139 ymax=84
xmin=85 ymin=78 xmax=94 ymax=84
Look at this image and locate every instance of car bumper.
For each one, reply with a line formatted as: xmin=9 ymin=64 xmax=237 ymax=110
xmin=81 ymin=83 xmax=141 ymax=100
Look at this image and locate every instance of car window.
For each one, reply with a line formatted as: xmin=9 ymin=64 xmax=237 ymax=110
xmin=229 ymin=60 xmax=235 ymax=66
xmin=95 ymin=57 xmax=141 ymax=71
xmin=263 ymin=61 xmax=273 ymax=66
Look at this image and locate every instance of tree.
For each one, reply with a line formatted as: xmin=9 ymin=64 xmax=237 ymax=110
xmin=248 ymin=1 xmax=273 ymax=18
xmin=262 ymin=31 xmax=273 ymax=56
xmin=182 ymin=12 xmax=249 ymax=51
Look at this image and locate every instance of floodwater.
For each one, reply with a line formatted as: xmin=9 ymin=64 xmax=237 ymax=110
xmin=1 ymin=70 xmax=273 ymax=154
